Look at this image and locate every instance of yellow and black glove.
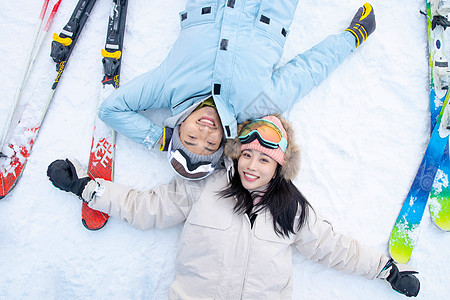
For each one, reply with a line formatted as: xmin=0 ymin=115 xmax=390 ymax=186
xmin=345 ymin=3 xmax=376 ymax=48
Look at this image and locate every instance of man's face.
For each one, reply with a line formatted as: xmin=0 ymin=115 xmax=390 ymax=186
xmin=178 ymin=106 xmax=223 ymax=155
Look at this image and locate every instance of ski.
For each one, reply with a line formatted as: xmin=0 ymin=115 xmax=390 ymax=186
xmin=82 ymin=0 xmax=129 ymax=230
xmin=388 ymin=0 xmax=450 ymax=263
xmin=0 ymin=0 xmax=61 ymax=154
xmin=430 ymin=149 xmax=450 ymax=230
xmin=389 ymin=87 xmax=450 ymax=264
xmin=427 ymin=0 xmax=450 ymax=231
xmin=0 ymin=0 xmax=97 ymax=199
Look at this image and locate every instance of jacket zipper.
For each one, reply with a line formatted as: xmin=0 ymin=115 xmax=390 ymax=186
xmin=239 ymin=214 xmax=255 ymax=299
xmin=171 ymin=92 xmax=212 ymax=109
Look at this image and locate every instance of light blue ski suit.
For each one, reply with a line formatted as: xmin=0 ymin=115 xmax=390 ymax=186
xmin=98 ymin=0 xmax=356 ymax=149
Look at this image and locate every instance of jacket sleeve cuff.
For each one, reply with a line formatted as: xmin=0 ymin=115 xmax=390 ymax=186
xmin=82 ymin=179 xmax=105 ymax=204
xmin=341 ymin=31 xmax=357 ymax=52
xmin=142 ymin=126 xmax=164 ymax=149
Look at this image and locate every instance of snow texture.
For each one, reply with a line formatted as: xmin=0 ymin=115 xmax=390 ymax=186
xmin=0 ymin=0 xmax=449 ymax=299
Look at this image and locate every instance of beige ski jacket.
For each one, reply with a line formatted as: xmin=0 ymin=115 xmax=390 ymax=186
xmin=83 ymin=169 xmax=389 ymax=299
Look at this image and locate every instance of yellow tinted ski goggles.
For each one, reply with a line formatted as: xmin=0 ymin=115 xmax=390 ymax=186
xmin=238 ymin=119 xmax=288 ymax=153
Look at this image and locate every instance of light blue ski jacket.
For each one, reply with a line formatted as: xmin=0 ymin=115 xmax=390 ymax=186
xmin=98 ymin=0 xmax=356 ymax=149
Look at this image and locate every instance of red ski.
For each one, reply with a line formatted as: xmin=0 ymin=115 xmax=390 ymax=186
xmin=82 ymin=0 xmax=128 ymax=230
xmin=1 ymin=0 xmax=63 ymax=199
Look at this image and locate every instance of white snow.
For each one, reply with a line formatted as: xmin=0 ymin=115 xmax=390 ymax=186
xmin=0 ymin=0 xmax=449 ymax=299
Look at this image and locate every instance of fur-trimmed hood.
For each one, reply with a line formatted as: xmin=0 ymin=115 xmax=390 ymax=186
xmin=224 ymin=114 xmax=301 ymax=181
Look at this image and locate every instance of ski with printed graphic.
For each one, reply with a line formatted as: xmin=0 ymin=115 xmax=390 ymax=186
xmin=0 ymin=0 xmax=96 ymax=199
xmin=388 ymin=0 xmax=450 ymax=264
xmin=82 ymin=0 xmax=128 ymax=230
xmin=428 ymin=0 xmax=450 ymax=232
xmin=388 ymin=90 xmax=450 ymax=264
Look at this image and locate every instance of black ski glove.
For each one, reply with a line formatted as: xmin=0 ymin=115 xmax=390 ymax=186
xmin=345 ymin=3 xmax=376 ymax=48
xmin=47 ymin=159 xmax=91 ymax=198
xmin=378 ymin=259 xmax=420 ymax=297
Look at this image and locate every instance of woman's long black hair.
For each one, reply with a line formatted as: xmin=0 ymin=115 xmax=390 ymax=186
xmin=219 ymin=160 xmax=312 ymax=238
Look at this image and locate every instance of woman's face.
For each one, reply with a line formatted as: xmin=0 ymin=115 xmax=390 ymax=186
xmin=238 ymin=149 xmax=278 ymax=190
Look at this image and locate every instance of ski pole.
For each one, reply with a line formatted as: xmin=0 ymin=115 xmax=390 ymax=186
xmin=24 ymin=0 xmax=62 ymax=94
xmin=1 ymin=0 xmax=96 ymax=199
xmin=0 ymin=0 xmax=61 ymax=155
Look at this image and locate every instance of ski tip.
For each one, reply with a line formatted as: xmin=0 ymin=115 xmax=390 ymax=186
xmin=388 ymin=250 xmax=411 ymax=265
xmin=389 ymin=229 xmax=413 ymax=264
xmin=388 ymin=245 xmax=411 ymax=264
xmin=432 ymin=220 xmax=450 ymax=231
xmin=82 ymin=218 xmax=108 ymax=231
xmin=81 ymin=202 xmax=109 ymax=231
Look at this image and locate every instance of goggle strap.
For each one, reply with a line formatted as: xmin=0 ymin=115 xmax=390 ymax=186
xmin=177 ymin=149 xmax=215 ymax=171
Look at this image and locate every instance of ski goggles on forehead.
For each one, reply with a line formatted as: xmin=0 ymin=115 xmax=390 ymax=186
xmin=238 ymin=119 xmax=288 ymax=153
xmin=168 ymin=148 xmax=215 ymax=180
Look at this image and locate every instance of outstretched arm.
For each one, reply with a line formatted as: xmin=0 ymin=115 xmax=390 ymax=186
xmin=83 ymin=177 xmax=203 ymax=230
xmin=47 ymin=159 xmax=205 ymax=230
xmin=294 ymin=211 xmax=420 ymax=297
xmin=294 ymin=211 xmax=389 ymax=279
xmin=98 ymin=67 xmax=169 ymax=149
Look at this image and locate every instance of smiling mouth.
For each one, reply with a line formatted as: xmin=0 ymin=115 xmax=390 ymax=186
xmin=243 ymin=172 xmax=259 ymax=182
xmin=198 ymin=116 xmax=216 ymax=127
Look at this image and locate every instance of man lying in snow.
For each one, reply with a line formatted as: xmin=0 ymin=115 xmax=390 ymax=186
xmin=98 ymin=1 xmax=376 ymax=180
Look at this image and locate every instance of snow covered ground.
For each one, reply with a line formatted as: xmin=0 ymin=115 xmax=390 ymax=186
xmin=0 ymin=0 xmax=448 ymax=298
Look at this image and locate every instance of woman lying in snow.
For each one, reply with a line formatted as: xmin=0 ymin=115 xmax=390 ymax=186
xmin=48 ymin=114 xmax=420 ymax=298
